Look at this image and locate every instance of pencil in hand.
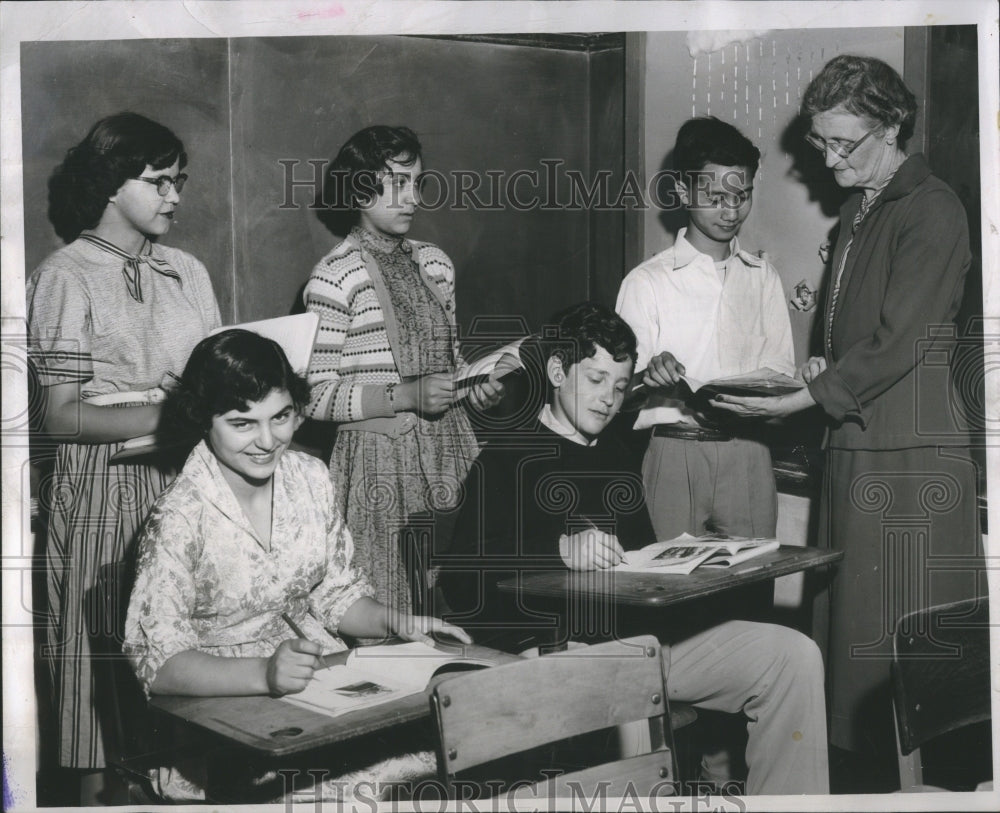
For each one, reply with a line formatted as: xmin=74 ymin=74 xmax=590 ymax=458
xmin=281 ymin=612 xmax=310 ymax=641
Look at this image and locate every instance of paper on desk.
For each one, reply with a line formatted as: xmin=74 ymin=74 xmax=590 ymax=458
xmin=281 ymin=665 xmax=413 ymax=717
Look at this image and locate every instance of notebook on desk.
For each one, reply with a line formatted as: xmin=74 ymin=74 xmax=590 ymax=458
xmin=281 ymin=641 xmax=491 ymax=719
xmin=617 ymin=533 xmax=781 ymax=575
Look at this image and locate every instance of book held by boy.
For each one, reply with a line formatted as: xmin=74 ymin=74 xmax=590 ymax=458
xmin=623 ymin=366 xmax=802 ymax=412
xmin=616 ymin=533 xmax=781 ymax=575
xmin=281 ymin=641 xmax=491 ymax=719
xmin=677 ymin=368 xmax=804 ymax=401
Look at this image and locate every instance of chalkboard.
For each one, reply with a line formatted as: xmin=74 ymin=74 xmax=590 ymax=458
xmin=21 ymin=35 xmax=627 ymax=338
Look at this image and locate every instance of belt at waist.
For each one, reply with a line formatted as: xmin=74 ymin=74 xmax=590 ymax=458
xmin=652 ymin=423 xmax=732 ymax=442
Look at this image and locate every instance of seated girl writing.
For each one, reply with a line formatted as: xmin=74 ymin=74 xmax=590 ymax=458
xmin=123 ymin=328 xmax=470 ymax=800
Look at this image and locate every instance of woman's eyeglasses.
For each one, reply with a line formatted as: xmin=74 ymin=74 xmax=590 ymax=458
xmin=134 ymin=173 xmax=188 ymax=196
xmin=804 ymin=128 xmax=876 ymax=159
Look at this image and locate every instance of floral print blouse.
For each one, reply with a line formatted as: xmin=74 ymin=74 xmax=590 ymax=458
xmin=124 ymin=441 xmax=373 ymax=695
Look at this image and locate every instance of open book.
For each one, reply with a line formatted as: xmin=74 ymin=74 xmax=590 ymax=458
xmin=453 ymin=336 xmax=528 ymax=401
xmin=616 ymin=533 xmax=781 ymax=575
xmin=623 ymin=367 xmax=802 ymax=413
xmin=678 ymin=368 xmax=804 ymax=400
xmin=281 ymin=641 xmax=491 ymax=719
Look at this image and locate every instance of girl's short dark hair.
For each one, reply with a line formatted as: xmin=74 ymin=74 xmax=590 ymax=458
xmin=802 ymin=54 xmax=918 ymax=146
xmin=172 ymin=329 xmax=311 ymax=433
xmin=47 ymin=112 xmax=187 ymax=243
xmin=673 ymin=116 xmax=760 ymax=183
xmin=321 ymin=125 xmax=422 ymax=213
xmin=545 ymin=301 xmax=638 ymax=371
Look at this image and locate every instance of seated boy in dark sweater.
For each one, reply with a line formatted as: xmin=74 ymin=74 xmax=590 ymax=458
xmin=437 ymin=302 xmax=829 ymax=795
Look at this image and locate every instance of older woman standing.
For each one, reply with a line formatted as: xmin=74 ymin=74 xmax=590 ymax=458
xmin=714 ymin=55 xmax=982 ymax=782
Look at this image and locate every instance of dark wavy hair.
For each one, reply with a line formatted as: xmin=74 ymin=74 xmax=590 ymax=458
xmin=47 ymin=112 xmax=187 ymax=243
xmin=802 ymin=54 xmax=918 ymax=147
xmin=170 ymin=329 xmax=311 ymax=434
xmin=673 ymin=116 xmax=760 ymax=183
xmin=321 ymin=125 xmax=422 ymax=214
xmin=545 ymin=301 xmax=638 ymax=371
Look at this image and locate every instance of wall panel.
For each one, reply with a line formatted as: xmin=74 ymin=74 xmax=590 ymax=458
xmin=20 ymin=39 xmax=235 ymax=320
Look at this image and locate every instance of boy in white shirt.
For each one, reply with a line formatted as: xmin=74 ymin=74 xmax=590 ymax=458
xmin=616 ymin=116 xmax=795 ymax=541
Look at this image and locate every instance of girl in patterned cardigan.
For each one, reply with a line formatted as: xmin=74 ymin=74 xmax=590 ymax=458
xmin=303 ymin=125 xmax=503 ymax=613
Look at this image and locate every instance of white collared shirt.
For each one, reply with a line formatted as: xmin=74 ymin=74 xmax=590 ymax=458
xmin=538 ymin=404 xmax=598 ymax=447
xmin=616 ymin=228 xmax=795 ymax=429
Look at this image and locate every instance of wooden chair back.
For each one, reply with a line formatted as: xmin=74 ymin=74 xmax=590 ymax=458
xmin=431 ymin=635 xmax=677 ymax=799
xmin=91 ymin=561 xmax=204 ymax=801
xmin=891 ymin=595 xmax=991 ymax=789
xmin=90 ymin=560 xmax=154 ymax=769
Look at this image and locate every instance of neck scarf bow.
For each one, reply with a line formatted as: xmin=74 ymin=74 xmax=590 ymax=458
xmin=78 ymin=233 xmax=182 ymax=303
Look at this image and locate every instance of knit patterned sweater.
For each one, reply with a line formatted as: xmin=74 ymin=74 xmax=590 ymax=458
xmin=303 ymin=232 xmax=462 ymax=424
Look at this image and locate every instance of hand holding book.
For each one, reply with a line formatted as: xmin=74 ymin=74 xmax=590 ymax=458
xmin=452 ymin=336 xmax=528 ymax=406
xmin=624 ymin=363 xmax=806 ymax=416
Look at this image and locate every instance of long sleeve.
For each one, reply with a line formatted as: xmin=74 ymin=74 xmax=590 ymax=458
xmin=438 ymin=445 xmax=565 ymax=615
xmin=124 ymin=502 xmax=202 ymax=697
xmin=808 ymin=187 xmax=971 ymax=425
xmin=302 ymin=251 xmax=396 ymax=423
xmin=616 ymin=268 xmax=661 ymax=371
xmin=758 ymin=264 xmax=796 ymax=376
xmin=309 ymin=473 xmax=374 ymax=631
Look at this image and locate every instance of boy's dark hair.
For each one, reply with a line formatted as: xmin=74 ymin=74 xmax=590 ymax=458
xmin=322 ymin=125 xmax=422 ymax=213
xmin=545 ymin=301 xmax=638 ymax=371
xmin=171 ymin=329 xmax=311 ymax=433
xmin=47 ymin=112 xmax=187 ymax=243
xmin=673 ymin=116 xmax=760 ymax=186
xmin=802 ymin=54 xmax=917 ymax=147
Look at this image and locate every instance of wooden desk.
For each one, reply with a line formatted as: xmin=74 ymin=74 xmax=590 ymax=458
xmin=149 ymin=643 xmax=517 ymax=758
xmin=496 ymin=546 xmax=843 ymax=608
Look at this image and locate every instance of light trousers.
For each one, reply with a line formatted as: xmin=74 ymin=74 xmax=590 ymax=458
xmin=642 ymin=435 xmax=777 ymax=540
xmin=528 ymin=621 xmax=829 ymax=795
xmin=666 ymin=620 xmax=829 ymax=795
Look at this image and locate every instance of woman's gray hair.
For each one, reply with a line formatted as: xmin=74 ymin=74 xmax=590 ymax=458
xmin=802 ymin=54 xmax=917 ymax=147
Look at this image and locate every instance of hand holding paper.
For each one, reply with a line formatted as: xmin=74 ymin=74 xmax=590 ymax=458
xmin=452 ymin=337 xmax=528 ymax=403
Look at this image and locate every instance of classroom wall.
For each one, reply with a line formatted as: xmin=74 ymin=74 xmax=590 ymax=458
xmin=641 ymin=28 xmax=906 ymax=364
xmin=21 ymin=36 xmax=625 ymax=341
xmin=20 ymin=39 xmax=236 ymax=320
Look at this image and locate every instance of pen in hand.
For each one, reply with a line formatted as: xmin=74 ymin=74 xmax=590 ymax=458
xmin=273 ymin=613 xmax=322 ymax=694
xmin=583 ymin=518 xmax=625 ymax=567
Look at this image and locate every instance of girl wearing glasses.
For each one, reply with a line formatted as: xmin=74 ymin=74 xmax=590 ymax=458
xmin=303 ymin=126 xmax=503 ymax=614
xmin=713 ymin=55 xmax=981 ymax=784
xmin=27 ymin=112 xmax=220 ymax=798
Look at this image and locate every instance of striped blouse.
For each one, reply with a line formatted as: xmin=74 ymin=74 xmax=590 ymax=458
xmin=302 ymin=233 xmax=461 ymax=424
